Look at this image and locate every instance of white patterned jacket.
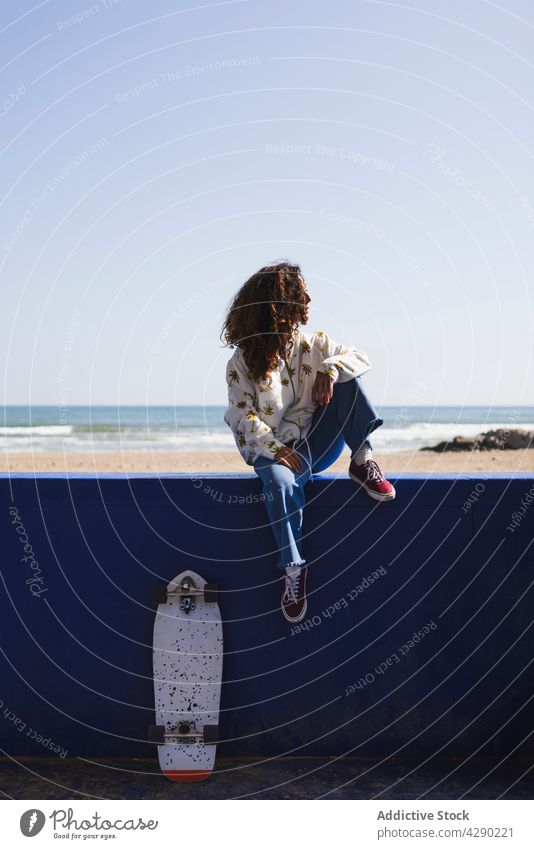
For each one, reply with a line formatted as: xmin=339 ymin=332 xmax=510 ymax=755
xmin=223 ymin=327 xmax=371 ymax=465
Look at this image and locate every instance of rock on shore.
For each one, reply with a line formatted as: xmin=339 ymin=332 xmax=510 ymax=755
xmin=421 ymin=428 xmax=534 ymax=452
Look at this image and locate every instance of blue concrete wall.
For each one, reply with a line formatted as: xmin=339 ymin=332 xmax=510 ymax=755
xmin=1 ymin=472 xmax=533 ymax=762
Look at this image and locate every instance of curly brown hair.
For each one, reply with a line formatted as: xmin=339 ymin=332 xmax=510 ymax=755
xmin=220 ymin=262 xmax=309 ymax=383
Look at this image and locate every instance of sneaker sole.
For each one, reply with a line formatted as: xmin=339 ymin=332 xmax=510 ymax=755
xmin=349 ymin=472 xmax=396 ymax=501
xmin=281 ymin=598 xmax=308 ymax=624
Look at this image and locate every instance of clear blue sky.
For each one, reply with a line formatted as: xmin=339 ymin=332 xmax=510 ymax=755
xmin=1 ymin=0 xmax=533 ymax=407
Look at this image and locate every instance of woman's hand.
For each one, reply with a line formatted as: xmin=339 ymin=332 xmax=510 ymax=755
xmin=312 ymin=371 xmax=335 ymax=405
xmin=274 ymin=445 xmax=302 ymax=473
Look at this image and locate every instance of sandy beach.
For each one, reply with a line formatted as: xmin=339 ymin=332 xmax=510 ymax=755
xmin=2 ymin=448 xmax=534 ymax=474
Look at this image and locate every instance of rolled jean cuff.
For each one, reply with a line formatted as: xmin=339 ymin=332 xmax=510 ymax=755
xmin=278 ymin=558 xmax=306 ymax=573
xmin=365 ymin=416 xmax=384 ymax=440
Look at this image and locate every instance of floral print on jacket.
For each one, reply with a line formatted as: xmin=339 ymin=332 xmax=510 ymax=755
xmin=223 ymin=328 xmax=371 ymax=465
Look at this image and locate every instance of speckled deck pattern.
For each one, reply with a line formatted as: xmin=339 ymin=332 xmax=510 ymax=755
xmin=152 ymin=571 xmax=223 ymax=780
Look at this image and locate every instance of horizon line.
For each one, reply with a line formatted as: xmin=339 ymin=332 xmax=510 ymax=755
xmin=2 ymin=403 xmax=533 ymax=409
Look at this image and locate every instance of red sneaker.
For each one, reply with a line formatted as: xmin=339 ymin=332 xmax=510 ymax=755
xmin=281 ymin=566 xmax=307 ymax=623
xmin=349 ymin=458 xmax=396 ymax=502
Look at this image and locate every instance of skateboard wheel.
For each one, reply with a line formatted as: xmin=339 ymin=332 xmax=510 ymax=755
xmin=152 ymin=584 xmax=168 ymax=605
xmin=148 ymin=724 xmax=166 ymax=744
xmin=204 ymin=583 xmax=218 ymax=603
xmin=203 ymin=724 xmax=219 ymax=744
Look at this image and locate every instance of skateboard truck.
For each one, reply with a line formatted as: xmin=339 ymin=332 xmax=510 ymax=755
xmin=148 ymin=720 xmax=219 ymax=746
xmin=179 ymin=578 xmax=195 ymax=614
xmin=171 ymin=718 xmax=202 ymax=743
xmin=180 ymin=596 xmax=196 ymax=614
xmin=152 ymin=580 xmax=219 ymax=606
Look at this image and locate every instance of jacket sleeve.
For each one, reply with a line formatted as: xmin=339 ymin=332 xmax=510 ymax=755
xmin=223 ymin=355 xmax=285 ymax=464
xmin=313 ymin=330 xmax=371 ymax=384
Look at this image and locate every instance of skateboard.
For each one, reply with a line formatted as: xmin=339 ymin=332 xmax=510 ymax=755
xmin=149 ymin=570 xmax=223 ymax=782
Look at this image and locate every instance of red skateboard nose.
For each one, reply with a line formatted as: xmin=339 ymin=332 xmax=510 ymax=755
xmin=163 ymin=769 xmax=212 ymax=783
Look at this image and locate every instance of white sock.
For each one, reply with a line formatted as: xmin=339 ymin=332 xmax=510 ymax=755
xmin=352 ymin=441 xmax=372 ymax=464
xmin=285 ymin=564 xmax=301 ymax=578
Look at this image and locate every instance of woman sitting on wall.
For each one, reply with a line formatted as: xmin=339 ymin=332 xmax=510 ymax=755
xmin=221 ymin=261 xmax=395 ymax=624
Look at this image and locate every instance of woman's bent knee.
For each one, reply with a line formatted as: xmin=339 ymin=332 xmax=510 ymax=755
xmin=265 ymin=465 xmax=297 ymax=493
xmin=255 ymin=457 xmax=294 ymax=487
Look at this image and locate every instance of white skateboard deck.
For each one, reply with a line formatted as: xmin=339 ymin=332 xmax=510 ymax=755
xmin=150 ymin=570 xmax=223 ymax=782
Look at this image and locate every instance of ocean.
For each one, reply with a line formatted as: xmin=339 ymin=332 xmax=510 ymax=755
xmin=1 ymin=406 xmax=533 ymax=454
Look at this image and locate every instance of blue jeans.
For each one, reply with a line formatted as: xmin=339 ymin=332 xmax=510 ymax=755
xmin=253 ymin=376 xmax=383 ymax=571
